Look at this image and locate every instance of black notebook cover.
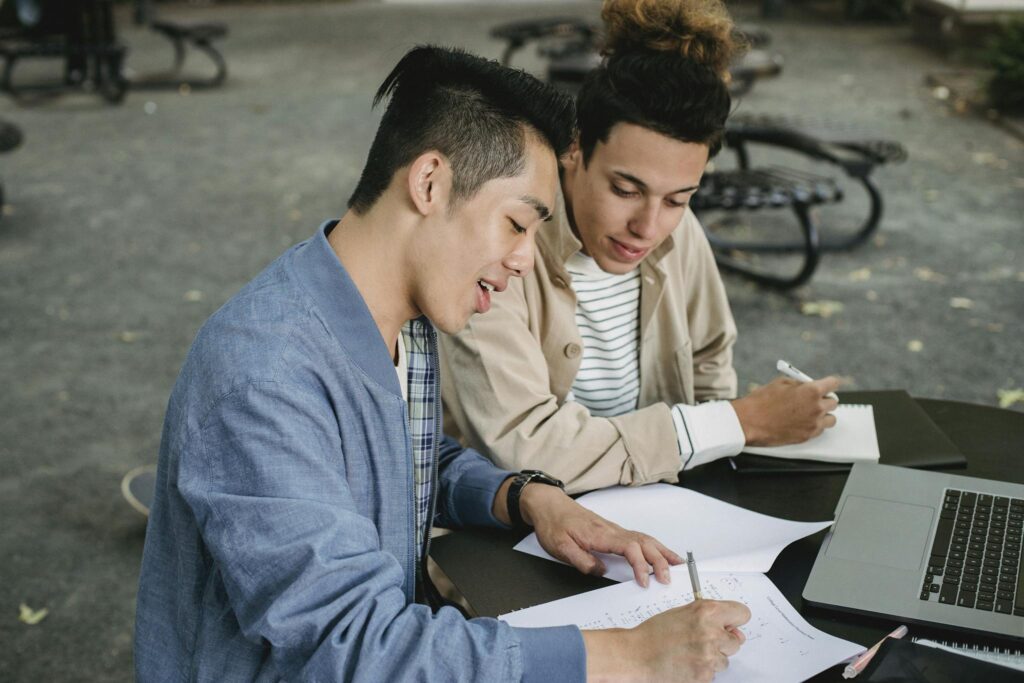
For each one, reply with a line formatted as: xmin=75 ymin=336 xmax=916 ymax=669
xmin=730 ymin=390 xmax=966 ymax=474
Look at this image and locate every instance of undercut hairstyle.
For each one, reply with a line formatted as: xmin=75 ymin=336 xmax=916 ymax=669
xmin=347 ymin=46 xmax=576 ymax=215
xmin=577 ymin=0 xmax=740 ymax=163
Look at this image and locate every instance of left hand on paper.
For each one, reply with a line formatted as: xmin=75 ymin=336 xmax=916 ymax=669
xmin=520 ymin=483 xmax=684 ymax=586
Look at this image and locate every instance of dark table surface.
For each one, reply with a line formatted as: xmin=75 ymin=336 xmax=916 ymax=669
xmin=430 ymin=392 xmax=1024 ymax=679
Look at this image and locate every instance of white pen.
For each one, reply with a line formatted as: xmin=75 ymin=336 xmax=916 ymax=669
xmin=776 ymin=359 xmax=839 ymax=401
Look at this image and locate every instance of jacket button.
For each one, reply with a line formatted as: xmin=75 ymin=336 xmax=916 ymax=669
xmin=564 ymin=342 xmax=582 ymax=359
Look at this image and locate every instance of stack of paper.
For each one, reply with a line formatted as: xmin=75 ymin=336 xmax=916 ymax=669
xmin=509 ymin=484 xmax=862 ymax=681
xmin=500 ymin=570 xmax=865 ymax=683
xmin=514 ymin=484 xmax=833 ymax=582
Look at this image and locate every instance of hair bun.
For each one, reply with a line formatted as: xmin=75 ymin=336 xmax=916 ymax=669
xmin=601 ymin=0 xmax=740 ymax=76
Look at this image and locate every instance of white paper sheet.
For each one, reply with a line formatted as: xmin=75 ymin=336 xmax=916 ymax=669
xmin=500 ymin=570 xmax=865 ymax=683
xmin=514 ymin=484 xmax=832 ymax=582
xmin=744 ymin=404 xmax=880 ymax=463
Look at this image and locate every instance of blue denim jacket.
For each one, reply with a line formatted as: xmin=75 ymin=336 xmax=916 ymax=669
xmin=135 ymin=223 xmax=585 ymax=682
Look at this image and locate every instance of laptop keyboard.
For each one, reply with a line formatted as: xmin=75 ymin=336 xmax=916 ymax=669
xmin=920 ymin=488 xmax=1024 ymax=616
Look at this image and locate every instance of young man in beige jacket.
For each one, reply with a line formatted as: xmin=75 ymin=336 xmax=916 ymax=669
xmin=439 ymin=2 xmax=840 ymax=495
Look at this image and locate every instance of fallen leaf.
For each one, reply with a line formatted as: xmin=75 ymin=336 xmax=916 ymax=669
xmin=907 ymin=340 xmax=924 ymax=352
xmin=183 ymin=290 xmax=204 ymax=303
xmin=987 ymin=323 xmax=1005 ymax=333
xmin=119 ymin=331 xmax=139 ymax=343
xmin=932 ymin=86 xmax=950 ymax=100
xmin=914 ymin=267 xmax=947 ymax=283
xmin=865 ymin=290 xmax=879 ymax=302
xmin=998 ymin=389 xmax=1024 ymax=409
xmin=800 ymin=300 xmax=844 ymax=318
xmin=848 ymin=267 xmax=872 ymax=282
xmin=19 ymin=603 xmax=48 ymax=625
xmin=288 ymin=209 xmax=303 ymax=222
xmin=800 ymin=331 xmax=814 ymax=341
xmin=949 ymin=297 xmax=973 ymax=309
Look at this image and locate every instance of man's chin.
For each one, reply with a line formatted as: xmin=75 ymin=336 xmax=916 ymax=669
xmin=433 ymin=313 xmax=473 ymax=336
xmin=597 ymin=254 xmax=642 ymax=276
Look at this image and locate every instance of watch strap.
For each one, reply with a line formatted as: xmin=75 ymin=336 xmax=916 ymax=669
xmin=507 ymin=469 xmax=565 ymax=532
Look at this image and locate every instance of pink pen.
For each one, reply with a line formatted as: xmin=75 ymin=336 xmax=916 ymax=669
xmin=842 ymin=625 xmax=909 ymax=679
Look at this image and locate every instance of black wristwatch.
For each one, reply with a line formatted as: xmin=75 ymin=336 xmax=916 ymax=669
xmin=506 ymin=469 xmax=565 ymax=532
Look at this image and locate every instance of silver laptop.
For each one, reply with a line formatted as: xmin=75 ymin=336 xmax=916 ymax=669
xmin=804 ymin=462 xmax=1024 ymax=640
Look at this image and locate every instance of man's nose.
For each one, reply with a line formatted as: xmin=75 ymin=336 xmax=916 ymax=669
xmin=628 ymin=202 xmax=661 ymax=240
xmin=505 ymin=235 xmax=536 ymax=277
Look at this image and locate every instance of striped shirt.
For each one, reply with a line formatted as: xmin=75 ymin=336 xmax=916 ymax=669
xmin=565 ymin=252 xmax=641 ymax=417
xmin=565 ymin=252 xmax=745 ymax=469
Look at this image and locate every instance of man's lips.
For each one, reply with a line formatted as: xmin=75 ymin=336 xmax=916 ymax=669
xmin=609 ymin=237 xmax=649 ymax=261
xmin=475 ymin=278 xmax=507 ymax=314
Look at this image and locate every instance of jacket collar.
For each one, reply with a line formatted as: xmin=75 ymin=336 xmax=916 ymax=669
xmin=539 ymin=186 xmax=677 ymax=277
xmin=288 ymin=220 xmax=402 ymax=396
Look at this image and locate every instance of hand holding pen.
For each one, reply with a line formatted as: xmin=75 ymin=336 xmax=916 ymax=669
xmin=731 ymin=364 xmax=841 ymax=446
xmin=777 ymin=360 xmax=840 ymax=401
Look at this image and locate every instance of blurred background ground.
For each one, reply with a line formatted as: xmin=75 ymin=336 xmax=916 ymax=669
xmin=0 ymin=1 xmax=1021 ymax=680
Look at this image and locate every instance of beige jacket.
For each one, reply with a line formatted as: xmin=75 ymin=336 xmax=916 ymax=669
xmin=439 ymin=193 xmax=738 ymax=494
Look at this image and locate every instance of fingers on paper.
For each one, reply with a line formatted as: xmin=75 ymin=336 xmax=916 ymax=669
xmin=557 ymin=537 xmax=607 ymax=577
xmin=622 ymin=541 xmax=651 ymax=587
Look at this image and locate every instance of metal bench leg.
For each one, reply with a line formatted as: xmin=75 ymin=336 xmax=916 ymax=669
xmin=169 ymin=34 xmax=187 ymax=75
xmin=194 ymin=39 xmax=226 ymax=87
xmin=816 ymin=174 xmax=883 ymax=251
xmin=709 ymin=202 xmax=821 ymax=290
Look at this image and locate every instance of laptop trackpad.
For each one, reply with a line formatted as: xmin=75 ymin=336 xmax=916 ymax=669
xmin=825 ymin=496 xmax=934 ymax=570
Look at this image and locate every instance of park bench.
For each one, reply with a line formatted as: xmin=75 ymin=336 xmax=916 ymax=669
xmin=133 ymin=0 xmax=228 ymax=89
xmin=0 ymin=0 xmax=127 ymax=103
xmin=0 ymin=0 xmax=228 ymax=103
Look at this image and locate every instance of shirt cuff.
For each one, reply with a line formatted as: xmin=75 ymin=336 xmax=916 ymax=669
xmin=513 ymin=625 xmax=586 ymax=683
xmin=671 ymin=401 xmax=746 ymax=470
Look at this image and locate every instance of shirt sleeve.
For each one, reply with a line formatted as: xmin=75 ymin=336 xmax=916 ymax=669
xmin=434 ymin=434 xmax=512 ymax=530
xmin=179 ymin=380 xmax=584 ymax=683
xmin=671 ymin=401 xmax=746 ymax=469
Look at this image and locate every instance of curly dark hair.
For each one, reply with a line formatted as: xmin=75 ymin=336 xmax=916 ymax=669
xmin=577 ymin=0 xmax=742 ymax=162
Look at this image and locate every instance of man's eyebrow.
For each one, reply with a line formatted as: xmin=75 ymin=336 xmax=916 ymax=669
xmin=613 ymin=170 xmax=699 ymax=195
xmin=520 ymin=196 xmax=553 ymax=222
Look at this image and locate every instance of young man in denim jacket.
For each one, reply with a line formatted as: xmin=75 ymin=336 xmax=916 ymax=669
xmin=135 ymin=47 xmax=749 ymax=682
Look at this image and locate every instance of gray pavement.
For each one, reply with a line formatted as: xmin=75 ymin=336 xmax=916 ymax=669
xmin=0 ymin=1 xmax=1021 ymax=680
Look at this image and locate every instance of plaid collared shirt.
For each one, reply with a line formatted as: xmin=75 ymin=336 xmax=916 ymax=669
xmin=400 ymin=319 xmax=437 ymax=556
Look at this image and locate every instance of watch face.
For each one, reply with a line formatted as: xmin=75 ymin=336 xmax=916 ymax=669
xmin=522 ymin=470 xmax=564 ymax=489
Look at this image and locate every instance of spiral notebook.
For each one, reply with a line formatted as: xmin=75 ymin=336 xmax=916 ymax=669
xmin=730 ymin=390 xmax=967 ymax=474
xmin=860 ymin=637 xmax=1024 ymax=682
xmin=912 ymin=638 xmax=1024 ymax=672
xmin=742 ymin=404 xmax=879 ymax=463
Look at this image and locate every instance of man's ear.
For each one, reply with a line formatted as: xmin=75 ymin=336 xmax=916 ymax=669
xmin=407 ymin=151 xmax=451 ymax=217
xmin=561 ymin=139 xmax=582 ymax=174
